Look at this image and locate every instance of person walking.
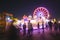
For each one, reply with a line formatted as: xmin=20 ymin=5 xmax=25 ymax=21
xmin=37 ymin=22 xmax=40 ymax=29
xmin=23 ymin=22 xmax=26 ymax=35
xmin=8 ymin=20 xmax=18 ymax=40
xmin=48 ymin=20 xmax=53 ymax=31
xmin=28 ymin=20 xmax=33 ymax=35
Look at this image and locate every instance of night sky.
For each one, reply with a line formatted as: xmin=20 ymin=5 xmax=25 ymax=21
xmin=0 ymin=0 xmax=60 ymax=19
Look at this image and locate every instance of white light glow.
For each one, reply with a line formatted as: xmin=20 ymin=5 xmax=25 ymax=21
xmin=28 ymin=15 xmax=32 ymax=18
xmin=58 ymin=21 xmax=60 ymax=23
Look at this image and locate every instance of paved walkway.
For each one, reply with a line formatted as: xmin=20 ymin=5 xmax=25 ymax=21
xmin=0 ymin=28 xmax=60 ymax=40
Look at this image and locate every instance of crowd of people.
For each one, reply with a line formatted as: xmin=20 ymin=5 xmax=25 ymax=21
xmin=22 ymin=20 xmax=60 ymax=33
xmin=9 ymin=20 xmax=60 ymax=34
xmin=6 ymin=20 xmax=60 ymax=40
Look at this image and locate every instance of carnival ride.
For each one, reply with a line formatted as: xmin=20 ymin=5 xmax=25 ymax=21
xmin=12 ymin=7 xmax=50 ymax=29
xmin=6 ymin=7 xmax=50 ymax=29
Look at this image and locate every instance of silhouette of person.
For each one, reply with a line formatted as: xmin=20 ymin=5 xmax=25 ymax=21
xmin=37 ymin=22 xmax=40 ymax=29
xmin=48 ymin=20 xmax=53 ymax=31
xmin=42 ymin=21 xmax=44 ymax=32
xmin=8 ymin=20 xmax=18 ymax=40
xmin=58 ymin=23 xmax=60 ymax=31
xmin=28 ymin=20 xmax=33 ymax=35
xmin=23 ymin=22 xmax=26 ymax=35
xmin=54 ymin=22 xmax=58 ymax=32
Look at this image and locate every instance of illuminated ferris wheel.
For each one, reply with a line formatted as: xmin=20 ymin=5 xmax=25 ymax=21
xmin=33 ymin=7 xmax=50 ymax=19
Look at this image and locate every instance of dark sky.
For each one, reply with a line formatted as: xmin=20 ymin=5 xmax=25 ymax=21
xmin=0 ymin=0 xmax=60 ymax=19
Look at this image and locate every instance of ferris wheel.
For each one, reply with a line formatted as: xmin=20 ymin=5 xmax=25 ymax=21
xmin=33 ymin=7 xmax=50 ymax=19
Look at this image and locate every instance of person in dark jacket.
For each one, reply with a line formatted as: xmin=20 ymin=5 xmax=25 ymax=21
xmin=48 ymin=21 xmax=53 ymax=31
xmin=37 ymin=22 xmax=40 ymax=29
xmin=42 ymin=21 xmax=44 ymax=32
xmin=28 ymin=20 xmax=33 ymax=35
xmin=54 ymin=22 xmax=58 ymax=32
xmin=23 ymin=22 xmax=26 ymax=35
xmin=8 ymin=20 xmax=18 ymax=40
